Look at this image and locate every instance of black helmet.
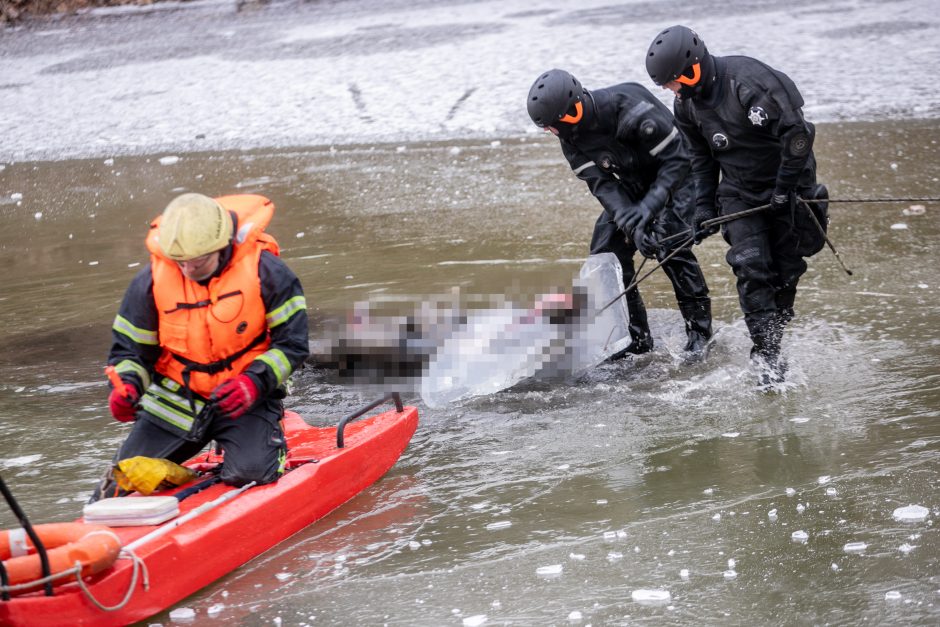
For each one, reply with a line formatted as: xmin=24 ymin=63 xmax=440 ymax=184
xmin=527 ymin=69 xmax=584 ymax=128
xmin=646 ymin=25 xmax=706 ymax=86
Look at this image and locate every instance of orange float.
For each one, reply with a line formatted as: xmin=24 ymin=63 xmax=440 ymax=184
xmin=1 ymin=523 xmax=121 ymax=592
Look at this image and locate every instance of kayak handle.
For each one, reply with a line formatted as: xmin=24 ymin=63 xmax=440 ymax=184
xmin=337 ymin=392 xmax=404 ymax=449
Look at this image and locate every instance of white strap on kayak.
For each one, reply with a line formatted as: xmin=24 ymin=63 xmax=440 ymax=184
xmin=8 ymin=528 xmax=28 ymax=557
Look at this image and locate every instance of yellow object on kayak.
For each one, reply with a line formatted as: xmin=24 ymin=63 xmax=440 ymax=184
xmin=113 ymin=457 xmax=198 ymax=495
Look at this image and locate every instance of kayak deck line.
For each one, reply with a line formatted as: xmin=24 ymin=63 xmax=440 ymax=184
xmin=0 ymin=393 xmax=419 ymax=626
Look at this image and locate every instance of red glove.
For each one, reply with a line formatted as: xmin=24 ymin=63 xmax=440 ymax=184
xmin=108 ymin=383 xmax=140 ymax=423
xmin=211 ymin=374 xmax=259 ymax=419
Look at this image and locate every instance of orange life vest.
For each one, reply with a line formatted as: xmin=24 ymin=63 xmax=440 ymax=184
xmin=145 ymin=195 xmax=280 ymax=398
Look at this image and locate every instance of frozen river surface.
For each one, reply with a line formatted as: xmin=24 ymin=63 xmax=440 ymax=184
xmin=1 ymin=0 xmax=939 ymax=160
xmin=1 ymin=1 xmax=940 ymax=626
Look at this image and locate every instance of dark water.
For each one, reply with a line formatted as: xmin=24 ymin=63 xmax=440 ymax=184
xmin=1 ymin=119 xmax=939 ymax=625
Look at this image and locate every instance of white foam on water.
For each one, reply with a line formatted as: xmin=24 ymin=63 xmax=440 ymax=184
xmin=723 ymin=570 xmax=737 ymax=580
xmin=607 ymin=552 xmax=623 ymax=562
xmin=892 ymin=505 xmax=929 ymax=523
xmin=1 ymin=454 xmax=42 ymax=469
xmin=169 ymin=607 xmax=196 ymax=621
xmin=843 ymin=542 xmax=868 ymax=553
xmin=631 ymin=589 xmax=671 ymax=604
xmin=567 ymin=610 xmax=583 ymax=621
xmin=898 ymin=543 xmax=915 ymax=553
xmin=679 ymin=569 xmax=690 ymax=580
xmin=818 ymin=476 xmax=831 ymax=485
xmin=463 ymin=615 xmax=487 ymax=627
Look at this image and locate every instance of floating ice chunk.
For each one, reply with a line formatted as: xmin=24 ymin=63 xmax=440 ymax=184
xmin=843 ymin=542 xmax=867 ymax=553
xmin=421 ymin=539 xmax=432 ymax=545
xmin=703 ymin=488 xmax=714 ymax=495
xmin=567 ymin=610 xmax=582 ymax=621
xmin=890 ymin=223 xmax=908 ymax=230
xmin=158 ymin=156 xmax=180 ymax=166
xmin=791 ymin=530 xmax=809 ymax=543
xmin=449 ymin=147 xmax=462 ymax=156
xmin=485 ymin=521 xmax=511 ymax=531
xmin=768 ymin=509 xmax=778 ymax=520
xmin=818 ymin=476 xmax=831 ymax=485
xmin=537 ymin=564 xmax=563 ymax=576
xmin=557 ymin=464 xmax=570 ymax=470
xmin=275 ymin=572 xmax=292 ymax=581
xmin=11 ymin=192 xmax=23 ymax=201
xmin=679 ymin=569 xmax=690 ymax=580
xmin=917 ymin=283 xmax=929 ymax=289
xmin=463 ymin=615 xmax=487 ymax=627
xmin=786 ymin=488 xmax=796 ymax=497
xmin=723 ymin=570 xmax=737 ymax=580
xmin=721 ymin=432 xmax=740 ymax=438
xmin=796 ymin=503 xmax=806 ymax=514
xmin=207 ymin=603 xmax=225 ymax=617
xmin=712 ymin=513 xmax=721 ymax=521
xmin=103 ymin=158 xmax=114 ymax=166
xmin=296 ymin=232 xmax=305 ymax=238
xmin=892 ymin=505 xmax=929 ymax=523
xmin=34 ymin=212 xmax=42 ymax=220
xmin=489 ymin=140 xmax=501 ymax=148
xmin=826 ymin=488 xmax=838 ymax=496
xmin=607 ymin=552 xmax=623 ymax=562
xmin=408 ymin=541 xmax=421 ymax=550
xmin=889 ymin=162 xmax=899 ymax=171
xmin=569 ymin=553 xmax=585 ymax=561
xmin=470 ymin=502 xmax=489 ymax=510
xmin=902 ymin=204 xmax=926 ymax=216
xmin=885 ymin=591 xmax=902 ymax=601
xmin=831 ymin=563 xmax=840 ymax=572
xmin=596 ymin=499 xmax=608 ymax=505
xmin=1 ymin=454 xmax=42 ymax=469
xmin=727 ymin=558 xmax=736 ymax=569
xmin=631 ymin=589 xmax=671 ymax=604
xmin=789 ymin=417 xmax=810 ymax=423
xmin=169 ymin=607 xmax=196 ymax=621
xmin=616 ymin=530 xmax=627 ymax=539
xmin=898 ymin=543 xmax=915 ymax=553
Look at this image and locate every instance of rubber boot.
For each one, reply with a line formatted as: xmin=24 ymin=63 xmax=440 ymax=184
xmin=748 ymin=313 xmax=787 ymax=387
xmin=608 ymin=290 xmax=653 ymax=360
xmin=678 ymin=300 xmax=713 ymax=363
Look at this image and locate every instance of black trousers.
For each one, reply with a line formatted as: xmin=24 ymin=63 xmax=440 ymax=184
xmin=718 ymin=189 xmax=814 ymax=339
xmin=92 ymin=399 xmax=286 ymax=501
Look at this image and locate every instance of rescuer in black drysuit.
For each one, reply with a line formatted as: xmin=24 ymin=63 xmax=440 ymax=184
xmin=526 ymin=69 xmax=713 ymax=361
xmin=645 ymin=25 xmax=829 ymax=384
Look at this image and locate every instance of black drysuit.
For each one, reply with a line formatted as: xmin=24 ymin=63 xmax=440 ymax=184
xmin=673 ymin=55 xmax=821 ymax=361
xmin=555 ymin=82 xmax=711 ymax=352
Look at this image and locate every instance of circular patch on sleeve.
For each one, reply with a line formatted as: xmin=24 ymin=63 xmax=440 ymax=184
xmin=789 ymin=132 xmax=811 ymax=156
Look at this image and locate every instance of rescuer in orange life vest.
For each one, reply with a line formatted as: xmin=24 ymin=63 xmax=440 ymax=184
xmin=91 ymin=193 xmax=309 ymax=502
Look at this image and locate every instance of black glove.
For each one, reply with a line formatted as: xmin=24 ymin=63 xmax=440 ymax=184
xmin=690 ymin=203 xmax=719 ymax=244
xmin=613 ymin=203 xmax=652 ymax=235
xmin=634 ymin=218 xmax=665 ymax=258
xmin=771 ymin=188 xmax=796 ymax=213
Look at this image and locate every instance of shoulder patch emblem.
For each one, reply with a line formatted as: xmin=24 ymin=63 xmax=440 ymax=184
xmin=748 ymin=106 xmax=768 ymax=126
xmin=640 ymin=119 xmax=657 ymax=137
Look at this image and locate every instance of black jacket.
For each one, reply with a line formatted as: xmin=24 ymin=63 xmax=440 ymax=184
xmin=556 ymin=82 xmax=693 ymax=222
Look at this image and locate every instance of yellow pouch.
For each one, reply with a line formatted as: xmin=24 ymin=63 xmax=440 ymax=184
xmin=113 ymin=456 xmax=198 ymax=495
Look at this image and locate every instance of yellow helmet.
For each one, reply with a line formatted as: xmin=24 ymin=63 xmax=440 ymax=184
xmin=158 ymin=193 xmax=233 ymax=261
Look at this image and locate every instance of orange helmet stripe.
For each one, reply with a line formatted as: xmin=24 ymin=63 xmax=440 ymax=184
xmin=675 ymin=63 xmax=701 ymax=86
xmin=558 ymin=100 xmax=583 ymax=124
